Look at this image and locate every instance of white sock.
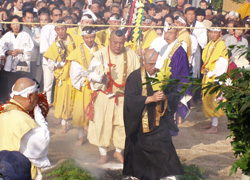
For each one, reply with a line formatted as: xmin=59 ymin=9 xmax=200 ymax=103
xmin=211 ymin=117 xmax=218 ymax=127
xmin=98 ymin=147 xmax=107 ymax=156
xmin=115 ymin=147 xmax=122 ymax=153
xmin=78 ymin=127 xmax=85 ymax=139
xmin=61 ymin=119 xmax=67 ymax=125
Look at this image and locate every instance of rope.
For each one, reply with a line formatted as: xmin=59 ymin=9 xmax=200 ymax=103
xmin=1 ymin=21 xmax=250 ymax=30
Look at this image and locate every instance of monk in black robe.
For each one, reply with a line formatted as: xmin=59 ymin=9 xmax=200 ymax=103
xmin=123 ymin=49 xmax=184 ymax=180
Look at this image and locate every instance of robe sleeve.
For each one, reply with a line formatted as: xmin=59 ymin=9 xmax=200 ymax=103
xmin=124 ymin=69 xmax=147 ymax=137
xmin=20 ymin=105 xmax=50 ymax=168
xmin=87 ymin=56 xmax=107 ymax=90
xmin=70 ymin=61 xmax=88 ymax=90
xmin=207 ymin=57 xmax=229 ymax=78
xmin=21 ymin=32 xmax=34 ymax=62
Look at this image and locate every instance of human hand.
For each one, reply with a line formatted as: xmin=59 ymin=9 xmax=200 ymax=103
xmin=152 ymin=91 xmax=166 ymax=102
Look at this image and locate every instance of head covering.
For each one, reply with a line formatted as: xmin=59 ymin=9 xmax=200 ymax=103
xmin=0 ymin=150 xmax=32 ymax=180
xmin=10 ymin=79 xmax=39 ymax=98
xmin=174 ymin=16 xmax=186 ymax=25
xmin=109 ymin=13 xmax=122 ymax=21
xmin=196 ymin=7 xmax=205 ymax=16
xmin=81 ymin=26 xmax=96 ymax=35
xmin=81 ymin=13 xmax=93 ymax=21
xmin=142 ymin=16 xmax=152 ymax=23
xmin=156 ymin=0 xmax=166 ymax=2
xmin=228 ymin=11 xmax=239 ymax=18
xmin=55 ymin=20 xmax=66 ymax=27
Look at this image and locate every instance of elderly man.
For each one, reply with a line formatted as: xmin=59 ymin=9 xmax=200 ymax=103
xmin=201 ymin=24 xmax=229 ymax=134
xmin=87 ymin=30 xmax=140 ymax=164
xmin=43 ymin=20 xmax=82 ymax=133
xmin=95 ymin=13 xmax=122 ymax=47
xmin=0 ymin=78 xmax=50 ymax=180
xmin=123 ymin=49 xmax=184 ymax=180
xmin=68 ymin=27 xmax=103 ymax=146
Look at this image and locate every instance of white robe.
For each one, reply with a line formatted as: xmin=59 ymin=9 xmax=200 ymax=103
xmin=20 ymin=105 xmax=50 ymax=168
xmin=0 ymin=31 xmax=34 ymax=72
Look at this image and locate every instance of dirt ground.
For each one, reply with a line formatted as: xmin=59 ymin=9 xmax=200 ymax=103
xmin=44 ymin=103 xmax=242 ymax=180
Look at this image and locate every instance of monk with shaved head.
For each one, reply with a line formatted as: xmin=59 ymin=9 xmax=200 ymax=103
xmin=123 ymin=49 xmax=184 ymax=180
xmin=0 ymin=77 xmax=50 ymax=179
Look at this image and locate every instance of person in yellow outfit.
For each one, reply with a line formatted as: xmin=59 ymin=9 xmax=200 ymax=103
xmin=95 ymin=13 xmax=122 ymax=47
xmin=126 ymin=16 xmax=158 ymax=56
xmin=0 ymin=78 xmax=50 ymax=180
xmin=201 ymin=23 xmax=229 ymax=134
xmin=43 ymin=20 xmax=83 ymax=133
xmin=68 ymin=27 xmax=103 ymax=146
xmin=87 ymin=30 xmax=140 ymax=164
xmin=67 ymin=13 xmax=94 ymax=36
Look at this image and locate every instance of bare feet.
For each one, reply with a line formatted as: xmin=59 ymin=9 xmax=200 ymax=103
xmin=200 ymin=122 xmax=212 ymax=129
xmin=203 ymin=126 xmax=218 ymax=134
xmin=178 ymin=116 xmax=182 ymax=124
xmin=97 ymin=155 xmax=108 ymax=164
xmin=61 ymin=124 xmax=68 ymax=134
xmin=113 ymin=151 xmax=124 ymax=163
xmin=75 ymin=137 xmax=85 ymax=146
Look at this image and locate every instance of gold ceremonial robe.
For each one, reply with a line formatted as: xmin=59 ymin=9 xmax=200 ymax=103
xmin=43 ymin=34 xmax=83 ymax=119
xmin=0 ymin=99 xmax=38 ymax=179
xmin=87 ymin=46 xmax=140 ymax=149
xmin=126 ymin=28 xmax=158 ymax=52
xmin=201 ymin=38 xmax=229 ymax=118
xmin=68 ymin=43 xmax=103 ymax=128
xmin=67 ymin=27 xmax=81 ymax=36
xmin=177 ymin=29 xmax=192 ymax=61
xmin=95 ymin=28 xmax=110 ymax=47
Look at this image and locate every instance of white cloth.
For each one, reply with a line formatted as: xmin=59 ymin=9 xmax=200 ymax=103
xmin=42 ymin=64 xmax=54 ymax=105
xmin=207 ymin=57 xmax=229 ymax=79
xmin=20 ymin=105 xmax=50 ymax=168
xmin=70 ymin=61 xmax=88 ymax=90
xmin=87 ymin=56 xmax=108 ymax=91
xmin=0 ymin=31 xmax=34 ymax=72
xmin=40 ymin=24 xmax=57 ymax=65
xmin=98 ymin=147 xmax=107 ymax=156
xmin=191 ymin=21 xmax=207 ymax=49
xmin=155 ymin=39 xmax=178 ymax=70
xmin=211 ymin=116 xmax=218 ymax=127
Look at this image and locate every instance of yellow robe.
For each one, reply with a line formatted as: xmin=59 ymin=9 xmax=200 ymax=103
xmin=67 ymin=26 xmax=81 ymax=36
xmin=43 ymin=34 xmax=83 ymax=119
xmin=178 ymin=29 xmax=192 ymax=61
xmin=201 ymin=38 xmax=229 ymax=118
xmin=126 ymin=28 xmax=158 ymax=52
xmin=95 ymin=28 xmax=110 ymax=47
xmin=0 ymin=99 xmax=39 ymax=179
xmin=87 ymin=46 xmax=140 ymax=149
xmin=67 ymin=43 xmax=103 ymax=128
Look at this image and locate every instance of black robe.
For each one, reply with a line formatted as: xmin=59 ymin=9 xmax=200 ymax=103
xmin=123 ymin=68 xmax=184 ymax=180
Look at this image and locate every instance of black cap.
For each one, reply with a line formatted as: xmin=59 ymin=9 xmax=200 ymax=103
xmin=115 ymin=29 xmax=123 ymax=37
xmin=196 ymin=8 xmax=205 ymax=16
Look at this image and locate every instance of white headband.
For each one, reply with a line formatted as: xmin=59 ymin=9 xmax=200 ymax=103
xmin=81 ymin=30 xmax=96 ymax=35
xmin=81 ymin=15 xmax=93 ymax=21
xmin=143 ymin=19 xmax=152 ymax=23
xmin=109 ymin=16 xmax=122 ymax=21
xmin=164 ymin=22 xmax=170 ymax=32
xmin=209 ymin=28 xmax=221 ymax=32
xmin=176 ymin=16 xmax=186 ymax=25
xmin=10 ymin=83 xmax=38 ymax=98
xmin=55 ymin=22 xmax=66 ymax=27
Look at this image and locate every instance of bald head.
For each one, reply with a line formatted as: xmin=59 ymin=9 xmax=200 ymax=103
xmin=13 ymin=78 xmax=36 ymax=92
xmin=12 ymin=78 xmax=38 ymax=111
xmin=144 ymin=49 xmax=159 ymax=76
xmin=110 ymin=30 xmax=125 ymax=55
